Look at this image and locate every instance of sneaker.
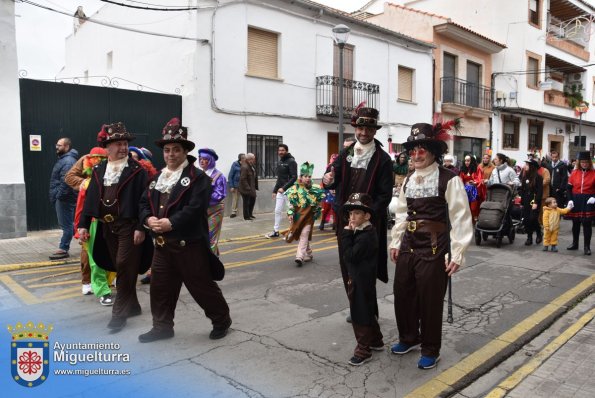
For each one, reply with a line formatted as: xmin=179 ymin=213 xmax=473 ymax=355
xmin=49 ymin=250 xmax=69 ymax=260
xmin=209 ymin=319 xmax=232 ymax=340
xmin=295 ymin=258 xmax=303 ymax=267
xmin=82 ymin=284 xmax=93 ymax=295
xmin=303 ymin=255 xmax=313 ymax=262
xmin=370 ymin=344 xmax=385 ymax=351
xmin=542 ymin=246 xmax=549 ymax=251
xmin=418 ymin=355 xmax=440 ymax=369
xmin=348 ymin=356 xmax=370 ymax=366
xmin=265 ymin=231 xmax=280 ymax=239
xmin=138 ymin=328 xmax=174 ymax=343
xmin=346 ymin=314 xmax=352 ymax=323
xmin=551 ymin=245 xmax=558 ymax=252
xmin=391 ymin=342 xmax=421 ymax=355
xmin=99 ymin=294 xmax=114 ymax=306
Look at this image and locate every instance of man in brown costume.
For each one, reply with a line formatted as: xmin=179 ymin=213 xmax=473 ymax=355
xmin=389 ymin=121 xmax=473 ymax=369
xmin=137 ymin=118 xmax=231 ymax=342
xmin=78 ymin=122 xmax=152 ymax=331
xmin=322 ymin=107 xmax=393 ymax=322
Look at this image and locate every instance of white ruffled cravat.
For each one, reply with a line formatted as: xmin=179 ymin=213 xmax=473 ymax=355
xmin=154 ymin=160 xmax=189 ymax=194
xmin=103 ymin=157 xmax=128 ymax=186
xmin=350 ymin=140 xmax=376 ymax=169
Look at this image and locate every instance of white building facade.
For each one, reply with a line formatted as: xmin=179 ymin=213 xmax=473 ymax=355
xmin=58 ymin=0 xmax=435 ymax=188
xmin=0 ymin=0 xmax=26 ymax=238
xmin=363 ymin=0 xmax=595 ymax=163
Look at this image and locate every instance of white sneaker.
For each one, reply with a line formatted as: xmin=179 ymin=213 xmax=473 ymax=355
xmin=82 ymin=284 xmax=93 ymax=295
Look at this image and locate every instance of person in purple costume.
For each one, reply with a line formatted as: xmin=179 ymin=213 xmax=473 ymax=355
xmin=198 ymin=148 xmax=227 ymax=256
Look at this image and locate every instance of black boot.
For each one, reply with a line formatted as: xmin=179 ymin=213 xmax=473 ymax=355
xmin=567 ymin=242 xmax=579 ymax=250
xmin=525 ymin=234 xmax=533 ymax=246
xmin=535 ymin=229 xmax=543 ymax=244
xmin=318 ymin=221 xmax=325 ymax=231
xmin=585 ymin=246 xmax=592 ymax=255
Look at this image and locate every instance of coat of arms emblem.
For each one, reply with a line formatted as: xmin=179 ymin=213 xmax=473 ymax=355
xmin=8 ymin=321 xmax=53 ymax=387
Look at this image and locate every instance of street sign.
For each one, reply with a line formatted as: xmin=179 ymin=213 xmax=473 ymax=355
xmin=575 ymin=102 xmax=589 ymax=113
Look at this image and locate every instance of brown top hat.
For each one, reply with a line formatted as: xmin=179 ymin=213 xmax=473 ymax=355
xmin=403 ymin=119 xmax=460 ymax=155
xmin=577 ymin=151 xmax=591 ymax=161
xmin=155 ymin=118 xmax=195 ymax=151
xmin=96 ymin=122 xmax=135 ymax=147
xmin=343 ymin=192 xmax=375 ymax=217
xmin=351 ymin=107 xmax=382 ymax=130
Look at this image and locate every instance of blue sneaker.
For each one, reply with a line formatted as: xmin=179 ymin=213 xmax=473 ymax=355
xmin=418 ymin=355 xmax=440 ymax=369
xmin=390 ymin=342 xmax=420 ymax=355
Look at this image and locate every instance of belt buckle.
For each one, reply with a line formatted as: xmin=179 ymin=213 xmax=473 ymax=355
xmin=103 ymin=214 xmax=114 ymax=223
xmin=155 ymin=236 xmax=165 ymax=247
xmin=407 ymin=220 xmax=417 ymax=232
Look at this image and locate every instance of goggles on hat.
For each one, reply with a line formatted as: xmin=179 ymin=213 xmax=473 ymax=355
xmin=355 ymin=117 xmax=377 ymax=125
xmin=407 ymin=133 xmax=427 ymax=142
xmin=162 ymin=132 xmax=186 ymax=140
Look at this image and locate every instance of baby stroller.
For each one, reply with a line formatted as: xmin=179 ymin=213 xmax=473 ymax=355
xmin=474 ymin=183 xmax=519 ymax=247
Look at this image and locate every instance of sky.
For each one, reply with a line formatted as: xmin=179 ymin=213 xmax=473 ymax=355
xmin=14 ymin=0 xmax=369 ymax=80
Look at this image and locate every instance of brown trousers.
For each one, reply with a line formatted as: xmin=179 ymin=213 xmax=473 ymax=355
xmin=393 ymin=251 xmax=448 ymax=357
xmin=102 ymin=220 xmax=142 ymax=319
xmin=351 ymin=320 xmax=383 ymax=358
xmin=150 ymin=241 xmax=230 ymax=331
xmin=80 ymin=249 xmax=91 ymax=284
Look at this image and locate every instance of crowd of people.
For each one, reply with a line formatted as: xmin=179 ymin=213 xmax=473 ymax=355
xmin=47 ymin=108 xmax=593 ymax=369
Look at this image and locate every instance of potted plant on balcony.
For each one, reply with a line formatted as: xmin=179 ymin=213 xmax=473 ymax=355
xmin=564 ymin=84 xmax=584 ymax=108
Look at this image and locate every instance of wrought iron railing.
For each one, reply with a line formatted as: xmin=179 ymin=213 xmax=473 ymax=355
xmin=441 ymin=77 xmax=492 ymax=110
xmin=316 ymin=75 xmax=379 ymax=118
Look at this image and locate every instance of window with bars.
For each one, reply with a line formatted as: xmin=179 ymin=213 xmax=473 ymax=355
xmin=247 ymin=134 xmax=283 ymax=179
xmin=502 ymin=117 xmax=520 ymax=149
xmin=398 ymin=66 xmax=414 ymax=102
xmin=247 ymin=27 xmax=279 ymax=79
xmin=528 ymin=120 xmax=543 ymax=150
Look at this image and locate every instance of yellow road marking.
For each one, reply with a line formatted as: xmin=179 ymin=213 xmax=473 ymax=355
xmin=41 ymin=286 xmax=81 ymax=299
xmin=226 ymin=244 xmax=337 ymax=269
xmin=45 ymin=291 xmax=85 ymax=303
xmin=24 ymin=270 xmax=79 ymax=284
xmin=220 ymin=239 xmax=277 ymax=255
xmin=486 ymin=306 xmax=595 ymax=398
xmin=11 ymin=264 xmax=78 ymax=275
xmin=28 ymin=280 xmax=79 ymax=289
xmin=0 ymin=259 xmax=78 ymax=273
xmin=406 ymin=274 xmax=595 ymax=398
xmin=0 ymin=274 xmax=40 ymax=305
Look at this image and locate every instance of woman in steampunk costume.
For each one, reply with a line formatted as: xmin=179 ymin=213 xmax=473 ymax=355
xmin=389 ymin=120 xmax=473 ymax=370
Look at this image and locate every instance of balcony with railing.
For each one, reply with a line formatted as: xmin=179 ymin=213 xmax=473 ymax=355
xmin=316 ymin=75 xmax=379 ymax=120
xmin=440 ymin=77 xmax=492 ymax=118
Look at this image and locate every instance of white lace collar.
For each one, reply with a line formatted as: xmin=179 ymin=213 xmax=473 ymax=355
xmin=154 ymin=160 xmax=189 ymax=194
xmin=405 ymin=162 xmax=439 ymax=198
xmin=354 ymin=220 xmax=372 ymax=231
xmin=350 ymin=140 xmax=376 ymax=169
xmin=103 ymin=157 xmax=129 ymax=186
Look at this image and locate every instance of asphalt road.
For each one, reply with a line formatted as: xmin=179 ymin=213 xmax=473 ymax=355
xmin=1 ymin=224 xmax=593 ymax=398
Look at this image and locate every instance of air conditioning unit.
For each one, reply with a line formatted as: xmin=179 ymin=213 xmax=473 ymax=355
xmin=567 ymin=73 xmax=583 ymax=83
xmin=566 ymin=123 xmax=576 ymax=133
xmin=496 ymin=91 xmax=506 ymax=100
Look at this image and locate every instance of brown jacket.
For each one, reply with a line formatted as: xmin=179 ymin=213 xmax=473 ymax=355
xmin=64 ymin=156 xmax=86 ymax=191
xmin=239 ymin=161 xmax=257 ymax=197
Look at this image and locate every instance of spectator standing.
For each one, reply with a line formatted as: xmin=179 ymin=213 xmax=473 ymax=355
xmin=393 ymin=152 xmax=410 ymax=190
xmin=459 ymin=155 xmax=484 ymax=223
xmin=266 ymin=144 xmax=297 ymax=238
xmin=488 ymin=153 xmax=520 ymax=188
xmin=443 ymin=154 xmax=459 ymax=175
xmin=322 ymin=106 xmax=393 ymax=321
xmin=478 ymin=154 xmax=495 ymax=185
xmin=239 ymin=153 xmax=257 ymax=220
xmin=49 ymin=137 xmax=79 ymax=260
xmin=520 ymin=159 xmax=543 ymax=245
xmin=320 ymin=154 xmax=338 ymax=231
xmin=198 ymin=148 xmax=227 ymax=256
xmin=547 ymin=150 xmax=569 ymax=207
xmin=227 ymin=153 xmax=245 ymax=218
xmin=542 ymin=197 xmax=573 ymax=252
xmin=566 ymin=151 xmax=595 ymax=255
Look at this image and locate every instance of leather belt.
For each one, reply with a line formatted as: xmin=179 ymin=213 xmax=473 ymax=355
xmin=406 ymin=219 xmax=447 ymax=254
xmin=154 ymin=236 xmax=189 ymax=248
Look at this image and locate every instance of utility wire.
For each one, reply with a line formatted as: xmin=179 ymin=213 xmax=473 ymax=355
xmin=100 ymin=0 xmax=199 ymax=11
xmin=19 ymin=0 xmax=207 ymax=42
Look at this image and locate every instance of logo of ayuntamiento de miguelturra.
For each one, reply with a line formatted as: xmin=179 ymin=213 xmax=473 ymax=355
xmin=7 ymin=321 xmax=53 ymax=387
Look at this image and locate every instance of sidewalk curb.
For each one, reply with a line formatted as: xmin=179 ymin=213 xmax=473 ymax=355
xmin=408 ymin=274 xmax=595 ymax=398
xmin=0 ymin=259 xmax=79 ymax=273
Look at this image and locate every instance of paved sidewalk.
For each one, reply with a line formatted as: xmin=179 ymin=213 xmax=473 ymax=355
xmin=0 ymin=211 xmax=283 ymax=270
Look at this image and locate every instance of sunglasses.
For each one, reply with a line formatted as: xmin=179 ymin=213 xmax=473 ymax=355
xmin=408 ymin=147 xmax=427 ymax=157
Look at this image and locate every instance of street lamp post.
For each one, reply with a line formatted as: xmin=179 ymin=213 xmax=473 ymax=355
xmin=332 ymin=24 xmax=350 ymax=147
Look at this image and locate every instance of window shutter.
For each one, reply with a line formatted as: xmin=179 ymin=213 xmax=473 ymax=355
xmin=398 ymin=66 xmax=413 ymax=101
xmin=248 ymin=27 xmax=278 ymax=78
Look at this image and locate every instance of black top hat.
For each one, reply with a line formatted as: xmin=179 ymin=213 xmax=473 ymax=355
xmin=343 ymin=193 xmax=375 ymax=217
xmin=524 ymin=159 xmax=539 ymax=168
xmin=577 ymin=151 xmax=591 ymax=161
xmin=403 ymin=123 xmax=449 ymax=154
xmin=96 ymin=122 xmax=135 ymax=147
xmin=155 ymin=118 xmax=195 ymax=151
xmin=350 ymin=107 xmax=382 ymax=130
